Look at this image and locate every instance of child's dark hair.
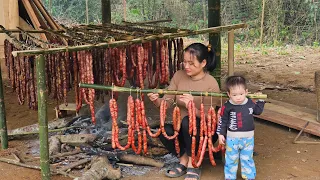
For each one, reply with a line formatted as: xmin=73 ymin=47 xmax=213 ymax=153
xmin=184 ymin=43 xmax=216 ymax=72
xmin=225 ymin=76 xmax=247 ymax=92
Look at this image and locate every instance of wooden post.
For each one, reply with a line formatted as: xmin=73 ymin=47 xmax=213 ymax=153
xmin=8 ymin=0 xmax=19 ymax=38
xmin=315 ymin=71 xmax=320 ymax=122
xmin=101 ymin=0 xmax=111 ymax=24
xmin=36 ymin=55 xmax=50 ymax=179
xmin=228 ymin=30 xmax=234 ymax=76
xmin=208 ymin=0 xmax=221 ymax=86
xmin=0 ymin=63 xmax=8 ymax=149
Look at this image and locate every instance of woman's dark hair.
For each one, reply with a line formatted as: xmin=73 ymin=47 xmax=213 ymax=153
xmin=184 ymin=43 xmax=217 ymax=72
xmin=225 ymin=75 xmax=247 ymax=92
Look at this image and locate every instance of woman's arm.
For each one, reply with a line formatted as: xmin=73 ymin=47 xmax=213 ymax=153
xmin=148 ymin=71 xmax=180 ymax=108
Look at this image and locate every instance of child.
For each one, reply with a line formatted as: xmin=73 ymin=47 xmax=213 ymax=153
xmin=217 ymin=76 xmax=265 ymax=180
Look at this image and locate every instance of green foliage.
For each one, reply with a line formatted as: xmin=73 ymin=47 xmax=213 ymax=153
xmin=41 ymin=0 xmax=320 ymax=46
xmin=313 ymin=41 xmax=319 ymax=47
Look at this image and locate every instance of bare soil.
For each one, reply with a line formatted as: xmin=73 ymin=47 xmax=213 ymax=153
xmin=0 ymin=44 xmax=319 ymax=180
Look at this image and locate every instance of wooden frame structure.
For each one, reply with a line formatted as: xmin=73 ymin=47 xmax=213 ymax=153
xmin=0 ymin=22 xmax=244 ymax=179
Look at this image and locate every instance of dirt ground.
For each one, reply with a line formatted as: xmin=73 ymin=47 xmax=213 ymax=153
xmin=0 ymin=44 xmax=319 ymax=180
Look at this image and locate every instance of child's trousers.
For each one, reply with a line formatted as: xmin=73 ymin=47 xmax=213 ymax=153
xmin=224 ymin=136 xmax=256 ymax=180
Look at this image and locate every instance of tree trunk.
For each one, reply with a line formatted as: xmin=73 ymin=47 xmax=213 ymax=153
xmin=123 ymin=0 xmax=126 ymax=21
xmin=208 ymin=0 xmax=221 ymax=85
xmin=101 ymin=0 xmax=111 ymax=24
xmin=202 ymin=0 xmax=206 ymax=22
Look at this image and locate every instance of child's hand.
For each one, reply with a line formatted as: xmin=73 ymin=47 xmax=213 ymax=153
xmin=218 ymin=134 xmax=225 ymax=145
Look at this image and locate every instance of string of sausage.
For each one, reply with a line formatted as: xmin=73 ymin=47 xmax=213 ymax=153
xmin=109 ymin=97 xmax=133 ymax=150
xmin=189 ymin=102 xmax=224 ymax=167
xmin=207 ymin=107 xmax=224 ymax=166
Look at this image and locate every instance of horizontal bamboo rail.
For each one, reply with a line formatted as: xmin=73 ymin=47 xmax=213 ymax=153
xmin=78 ymin=83 xmax=267 ymax=99
xmin=12 ymin=23 xmax=247 ymax=57
xmin=122 ymin=19 xmax=172 ymax=25
xmin=0 ymin=29 xmax=64 ymax=33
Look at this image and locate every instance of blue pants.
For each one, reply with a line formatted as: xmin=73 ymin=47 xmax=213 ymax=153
xmin=224 ymin=136 xmax=256 ymax=180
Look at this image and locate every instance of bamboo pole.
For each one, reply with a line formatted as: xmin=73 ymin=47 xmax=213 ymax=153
xmin=12 ymin=23 xmax=247 ymax=57
xmin=228 ymin=30 xmax=234 ymax=76
xmin=122 ymin=19 xmax=172 ymax=25
xmin=315 ymin=71 xmax=320 ymax=122
xmin=260 ymin=0 xmax=266 ymax=48
xmin=123 ymin=0 xmax=127 ymax=21
xmin=36 ymin=55 xmax=50 ymax=180
xmin=0 ymin=63 xmax=8 ymax=149
xmin=0 ymin=30 xmax=65 ymax=33
xmin=78 ymin=83 xmax=267 ymax=99
xmin=86 ymin=0 xmax=89 ymax=24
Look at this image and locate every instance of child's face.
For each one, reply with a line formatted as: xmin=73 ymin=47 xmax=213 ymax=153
xmin=227 ymin=85 xmax=248 ymax=105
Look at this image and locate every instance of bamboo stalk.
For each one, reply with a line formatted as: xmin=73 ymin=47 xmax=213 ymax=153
xmin=260 ymin=0 xmax=266 ymax=48
xmin=121 ymin=21 xmax=189 ymax=33
xmin=0 ymin=29 xmax=65 ymax=33
xmin=36 ymin=55 xmax=50 ymax=179
xmin=0 ymin=62 xmax=8 ymax=149
xmin=228 ymin=30 xmax=234 ymax=76
xmin=315 ymin=71 xmax=320 ymax=122
xmin=78 ymin=83 xmax=267 ymax=99
xmin=86 ymin=0 xmax=89 ymax=24
xmin=12 ymin=23 xmax=247 ymax=57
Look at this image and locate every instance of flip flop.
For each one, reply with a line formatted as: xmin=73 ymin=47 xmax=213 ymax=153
xmin=165 ymin=163 xmax=187 ymax=178
xmin=184 ymin=167 xmax=201 ymax=180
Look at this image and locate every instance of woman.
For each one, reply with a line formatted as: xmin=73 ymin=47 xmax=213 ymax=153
xmin=147 ymin=43 xmax=220 ymax=180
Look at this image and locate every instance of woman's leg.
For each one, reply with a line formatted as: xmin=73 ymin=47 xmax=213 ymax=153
xmin=159 ymin=123 xmax=188 ymax=176
xmin=180 ymin=116 xmax=201 ymax=157
xmin=180 ymin=116 xmax=204 ymax=180
xmin=159 ymin=123 xmax=186 ymax=156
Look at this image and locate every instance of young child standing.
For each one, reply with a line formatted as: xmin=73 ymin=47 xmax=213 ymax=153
xmin=217 ymin=76 xmax=265 ymax=180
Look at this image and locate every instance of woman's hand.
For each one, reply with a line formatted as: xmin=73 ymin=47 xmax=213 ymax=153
xmin=179 ymin=94 xmax=194 ymax=108
xmin=147 ymin=93 xmax=159 ymax=102
xmin=218 ymin=134 xmax=225 ymax=145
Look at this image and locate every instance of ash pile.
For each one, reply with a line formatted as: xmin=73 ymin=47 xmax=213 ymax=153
xmin=8 ymin=99 xmax=175 ymax=179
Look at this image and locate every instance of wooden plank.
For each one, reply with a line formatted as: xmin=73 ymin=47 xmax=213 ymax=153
xmin=20 ymin=0 xmax=47 ymax=41
xmin=264 ymin=102 xmax=317 ymax=123
xmin=267 ymin=99 xmax=318 ymax=116
xmin=256 ymin=109 xmax=320 ymax=137
xmin=255 ymin=100 xmax=320 ymax=137
xmin=57 ymin=103 xmax=86 ymax=111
